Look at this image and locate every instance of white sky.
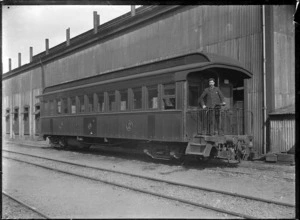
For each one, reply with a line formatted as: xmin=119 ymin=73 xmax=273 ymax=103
xmin=2 ymin=5 xmax=138 ymax=73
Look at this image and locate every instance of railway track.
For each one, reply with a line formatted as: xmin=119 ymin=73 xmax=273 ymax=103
xmin=3 ymin=149 xmax=295 ymax=218
xmin=2 ymin=191 xmax=50 ymax=219
xmin=5 ymin=142 xmax=295 ymax=182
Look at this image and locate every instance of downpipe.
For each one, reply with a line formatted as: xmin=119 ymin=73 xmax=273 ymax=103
xmin=262 ymin=5 xmax=267 ymax=155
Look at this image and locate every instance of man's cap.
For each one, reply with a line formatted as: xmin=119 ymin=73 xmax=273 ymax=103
xmin=208 ymin=78 xmax=215 ymax=82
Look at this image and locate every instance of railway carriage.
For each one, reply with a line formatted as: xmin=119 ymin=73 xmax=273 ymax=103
xmin=39 ymin=52 xmax=253 ymax=161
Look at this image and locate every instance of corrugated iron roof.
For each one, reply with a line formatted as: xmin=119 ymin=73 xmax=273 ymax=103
xmin=269 ymin=104 xmax=295 ymax=115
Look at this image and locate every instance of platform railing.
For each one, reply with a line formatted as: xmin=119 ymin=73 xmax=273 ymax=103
xmin=196 ymin=107 xmax=253 ymax=136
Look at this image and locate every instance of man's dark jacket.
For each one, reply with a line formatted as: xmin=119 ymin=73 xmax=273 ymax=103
xmin=198 ymin=87 xmax=225 ymax=108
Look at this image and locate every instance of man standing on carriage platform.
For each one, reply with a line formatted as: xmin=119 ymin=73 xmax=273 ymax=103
xmin=198 ymin=78 xmax=226 ymax=135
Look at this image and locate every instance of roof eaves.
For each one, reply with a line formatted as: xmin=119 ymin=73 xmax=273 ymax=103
xmin=3 ymin=5 xmax=183 ymax=80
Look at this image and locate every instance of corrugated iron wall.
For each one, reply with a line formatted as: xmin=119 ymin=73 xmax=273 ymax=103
xmin=270 ymin=116 xmax=295 ymax=153
xmin=201 ymin=6 xmax=263 ymax=154
xmin=6 ymin=6 xmax=295 ymax=155
xmin=3 ymin=5 xmax=266 ymax=152
xmin=272 ymin=5 xmax=295 ymax=109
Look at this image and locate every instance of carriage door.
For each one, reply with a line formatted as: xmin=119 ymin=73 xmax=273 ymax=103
xmin=23 ymin=106 xmax=30 ymax=135
xmin=34 ymin=104 xmax=41 ymax=136
xmin=6 ymin=109 xmax=10 ymax=134
xmin=219 ymin=79 xmax=233 ymax=109
xmin=13 ymin=107 xmax=19 ymax=135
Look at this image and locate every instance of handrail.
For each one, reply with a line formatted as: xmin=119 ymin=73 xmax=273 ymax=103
xmin=188 ymin=107 xmax=253 ymax=136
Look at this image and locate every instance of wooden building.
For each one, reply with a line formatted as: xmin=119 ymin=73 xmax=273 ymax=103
xmin=2 ymin=5 xmax=295 ymax=155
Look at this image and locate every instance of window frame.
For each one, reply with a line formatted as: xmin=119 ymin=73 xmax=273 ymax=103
xmin=107 ymin=90 xmax=116 ymax=112
xmin=146 ymin=85 xmax=159 ymax=110
xmin=119 ymin=89 xmax=129 ymax=111
xmin=162 ymin=83 xmax=176 ymax=110
xmin=131 ymin=87 xmax=143 ymax=110
xmin=56 ymin=99 xmax=62 ymax=114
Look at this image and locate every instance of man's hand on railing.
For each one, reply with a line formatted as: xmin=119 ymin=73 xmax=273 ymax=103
xmin=202 ymin=105 xmax=206 ymax=109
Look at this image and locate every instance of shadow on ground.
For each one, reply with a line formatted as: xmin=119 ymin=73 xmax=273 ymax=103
xmin=49 ymin=145 xmax=240 ymax=170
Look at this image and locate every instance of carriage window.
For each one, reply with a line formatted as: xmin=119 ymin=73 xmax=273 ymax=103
xmin=97 ymin=93 xmax=104 ymax=112
xmin=162 ymin=83 xmax=176 ymax=110
xmin=57 ymin=99 xmax=62 ymax=114
xmin=108 ymin=91 xmax=116 ymax=111
xmin=132 ymin=87 xmax=142 ymax=110
xmin=79 ymin=96 xmax=85 ymax=113
xmin=147 ymin=85 xmax=158 ymax=109
xmin=44 ymin=102 xmax=49 ymax=116
xmin=62 ymin=98 xmax=68 ymax=114
xmin=70 ymin=97 xmax=76 ymax=114
xmin=120 ymin=89 xmax=128 ymax=111
xmin=87 ymin=94 xmax=94 ymax=112
xmin=49 ymin=100 xmax=54 ymax=115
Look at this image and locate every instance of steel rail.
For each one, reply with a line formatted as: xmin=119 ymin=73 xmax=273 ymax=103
xmin=3 ymin=149 xmax=295 ymax=208
xmin=2 ymin=191 xmax=50 ymax=219
xmin=4 ymin=155 xmax=254 ymax=219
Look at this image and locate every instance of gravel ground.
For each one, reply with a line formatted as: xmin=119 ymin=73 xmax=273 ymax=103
xmin=3 ymin=142 xmax=296 ymax=218
xmin=3 ymin=157 xmax=232 ymax=218
xmin=3 ymin=151 xmax=295 ymax=218
xmin=2 ymin=194 xmax=46 ymax=219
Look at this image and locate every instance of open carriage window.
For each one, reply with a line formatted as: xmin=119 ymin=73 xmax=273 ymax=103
xmin=147 ymin=85 xmax=158 ymax=109
xmin=70 ymin=97 xmax=76 ymax=114
xmin=57 ymin=99 xmax=62 ymax=114
xmin=162 ymin=83 xmax=176 ymax=110
xmin=79 ymin=95 xmax=85 ymax=113
xmin=132 ymin=87 xmax=142 ymax=110
xmin=97 ymin=93 xmax=104 ymax=112
xmin=108 ymin=91 xmax=116 ymax=111
xmin=120 ymin=89 xmax=128 ymax=111
xmin=87 ymin=94 xmax=94 ymax=112
xmin=62 ymin=98 xmax=68 ymax=114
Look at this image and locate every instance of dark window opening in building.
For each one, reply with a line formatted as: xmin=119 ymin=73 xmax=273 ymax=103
xmin=23 ymin=106 xmax=29 ymax=135
xmin=13 ymin=108 xmax=19 ymax=135
xmin=132 ymin=87 xmax=142 ymax=110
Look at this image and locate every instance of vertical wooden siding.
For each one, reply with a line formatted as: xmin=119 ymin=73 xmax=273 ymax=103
xmin=270 ymin=117 xmax=295 ymax=153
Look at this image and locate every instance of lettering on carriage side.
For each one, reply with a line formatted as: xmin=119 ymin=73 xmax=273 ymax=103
xmin=126 ymin=120 xmax=133 ymax=131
